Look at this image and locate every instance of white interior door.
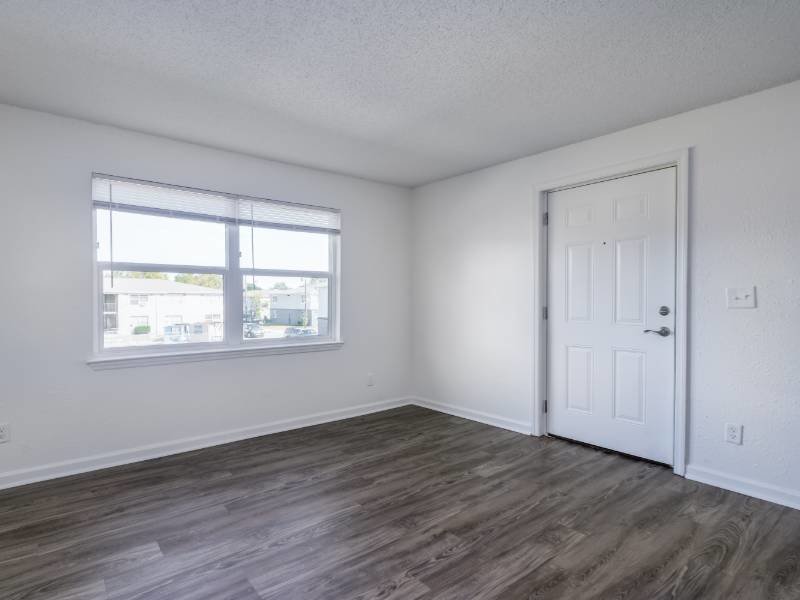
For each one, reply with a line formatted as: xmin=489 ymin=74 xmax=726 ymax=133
xmin=547 ymin=167 xmax=676 ymax=464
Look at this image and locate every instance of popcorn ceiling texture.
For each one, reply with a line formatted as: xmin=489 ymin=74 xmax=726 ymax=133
xmin=0 ymin=0 xmax=799 ymax=186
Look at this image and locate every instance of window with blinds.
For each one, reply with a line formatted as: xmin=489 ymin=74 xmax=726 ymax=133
xmin=91 ymin=174 xmax=340 ymax=358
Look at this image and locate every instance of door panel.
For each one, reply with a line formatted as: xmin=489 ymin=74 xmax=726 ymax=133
xmin=614 ymin=238 xmax=646 ymax=325
xmin=566 ymin=346 xmax=593 ymax=413
xmin=547 ymin=167 xmax=676 ymax=464
xmin=566 ymin=244 xmax=594 ymax=321
xmin=612 ymin=349 xmax=646 ymax=424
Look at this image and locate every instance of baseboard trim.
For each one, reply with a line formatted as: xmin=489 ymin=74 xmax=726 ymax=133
xmin=410 ymin=397 xmax=531 ymax=435
xmin=686 ymin=464 xmax=800 ymax=511
xmin=0 ymin=397 xmax=412 ymax=491
xmin=4 ymin=399 xmax=797 ymax=514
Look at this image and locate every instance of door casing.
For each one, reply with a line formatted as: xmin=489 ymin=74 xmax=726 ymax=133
xmin=531 ymin=149 xmax=690 ymax=476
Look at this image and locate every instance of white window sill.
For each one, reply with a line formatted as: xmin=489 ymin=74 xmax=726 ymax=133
xmin=87 ymin=340 xmax=344 ymax=370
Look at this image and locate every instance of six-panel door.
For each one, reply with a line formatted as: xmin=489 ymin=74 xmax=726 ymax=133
xmin=547 ymin=167 xmax=676 ymax=464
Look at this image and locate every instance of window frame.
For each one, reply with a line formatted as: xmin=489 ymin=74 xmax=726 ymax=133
xmin=88 ymin=177 xmax=342 ymax=368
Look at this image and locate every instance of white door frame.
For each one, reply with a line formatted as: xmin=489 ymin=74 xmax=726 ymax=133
xmin=531 ymin=148 xmax=690 ymax=476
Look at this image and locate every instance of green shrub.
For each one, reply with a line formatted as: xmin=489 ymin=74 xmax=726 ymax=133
xmin=133 ymin=325 xmax=151 ymax=335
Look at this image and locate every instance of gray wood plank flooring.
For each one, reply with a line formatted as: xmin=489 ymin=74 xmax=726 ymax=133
xmin=1 ymin=406 xmax=798 ymax=599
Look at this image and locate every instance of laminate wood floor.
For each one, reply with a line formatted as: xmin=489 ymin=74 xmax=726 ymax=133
xmin=1 ymin=406 xmax=798 ymax=600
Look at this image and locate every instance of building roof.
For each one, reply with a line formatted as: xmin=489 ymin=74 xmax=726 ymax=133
xmin=103 ymin=276 xmax=221 ymax=295
xmin=266 ymin=287 xmax=306 ymax=296
xmin=247 ymin=281 xmax=328 ymax=297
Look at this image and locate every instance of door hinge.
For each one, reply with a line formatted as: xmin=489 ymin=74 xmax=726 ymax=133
xmin=544 ymin=400 xmax=548 ymax=413
xmin=543 ymin=212 xmax=549 ymax=226
xmin=543 ymin=306 xmax=548 ymax=320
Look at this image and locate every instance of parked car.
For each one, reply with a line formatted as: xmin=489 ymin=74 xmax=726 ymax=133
xmin=244 ymin=323 xmax=265 ymax=338
xmin=285 ymin=327 xmax=316 ymax=337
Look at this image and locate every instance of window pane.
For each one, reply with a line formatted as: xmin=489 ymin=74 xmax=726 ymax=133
xmin=102 ymin=271 xmax=224 ymax=348
xmin=242 ymin=275 xmax=329 ymax=340
xmin=239 ymin=226 xmax=329 ymax=271
xmin=96 ymin=210 xmax=226 ymax=267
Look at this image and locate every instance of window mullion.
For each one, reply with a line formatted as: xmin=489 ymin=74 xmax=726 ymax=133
xmin=224 ymin=222 xmax=243 ymax=346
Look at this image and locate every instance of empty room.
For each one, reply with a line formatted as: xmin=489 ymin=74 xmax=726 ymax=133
xmin=1 ymin=1 xmax=799 ymax=598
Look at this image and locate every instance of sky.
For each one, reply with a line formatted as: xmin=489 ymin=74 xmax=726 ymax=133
xmin=95 ymin=209 xmax=329 ymax=272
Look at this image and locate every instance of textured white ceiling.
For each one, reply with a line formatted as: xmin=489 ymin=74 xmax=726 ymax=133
xmin=1 ymin=1 xmax=799 ymax=186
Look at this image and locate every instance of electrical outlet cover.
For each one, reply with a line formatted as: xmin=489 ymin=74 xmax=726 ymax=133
xmin=0 ymin=423 xmax=9 ymax=444
xmin=725 ymin=423 xmax=743 ymax=445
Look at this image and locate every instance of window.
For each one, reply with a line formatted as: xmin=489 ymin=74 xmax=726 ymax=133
xmin=91 ymin=174 xmax=340 ymax=362
xmin=103 ymin=314 xmax=118 ymax=331
xmin=129 ymin=294 xmax=148 ymax=306
xmin=245 ymin=275 xmax=329 ymax=337
xmin=103 ymin=293 xmax=118 ymax=332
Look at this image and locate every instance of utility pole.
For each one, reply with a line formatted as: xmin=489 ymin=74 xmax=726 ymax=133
xmin=304 ymin=279 xmax=308 ymax=325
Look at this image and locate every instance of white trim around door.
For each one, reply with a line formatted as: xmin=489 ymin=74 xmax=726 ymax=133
xmin=531 ymin=148 xmax=690 ymax=476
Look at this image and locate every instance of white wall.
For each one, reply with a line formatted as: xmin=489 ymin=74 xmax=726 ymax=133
xmin=2 ymin=80 xmax=799 ymax=509
xmin=0 ymin=104 xmax=412 ymax=486
xmin=411 ymin=80 xmax=800 ymax=506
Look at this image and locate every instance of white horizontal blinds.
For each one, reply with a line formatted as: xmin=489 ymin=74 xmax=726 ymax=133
xmin=92 ymin=174 xmax=341 ymax=234
xmin=237 ymin=198 xmax=340 ymax=232
xmin=92 ymin=176 xmax=234 ymax=222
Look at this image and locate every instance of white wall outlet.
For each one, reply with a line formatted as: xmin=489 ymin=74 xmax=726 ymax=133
xmin=725 ymin=423 xmax=743 ymax=445
xmin=366 ymin=373 xmax=375 ymax=387
xmin=0 ymin=423 xmax=9 ymax=444
xmin=726 ymin=286 xmax=756 ymax=309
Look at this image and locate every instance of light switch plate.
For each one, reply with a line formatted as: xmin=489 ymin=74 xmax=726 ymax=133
xmin=726 ymin=287 xmax=756 ymax=309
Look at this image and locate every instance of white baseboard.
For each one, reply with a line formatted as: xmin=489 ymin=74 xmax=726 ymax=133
xmin=4 ymin=398 xmax=797 ymax=514
xmin=410 ymin=396 xmax=532 ymax=435
xmin=1 ymin=396 xmax=532 ymax=492
xmin=0 ymin=397 xmax=412 ymax=491
xmin=686 ymin=464 xmax=800 ymax=511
